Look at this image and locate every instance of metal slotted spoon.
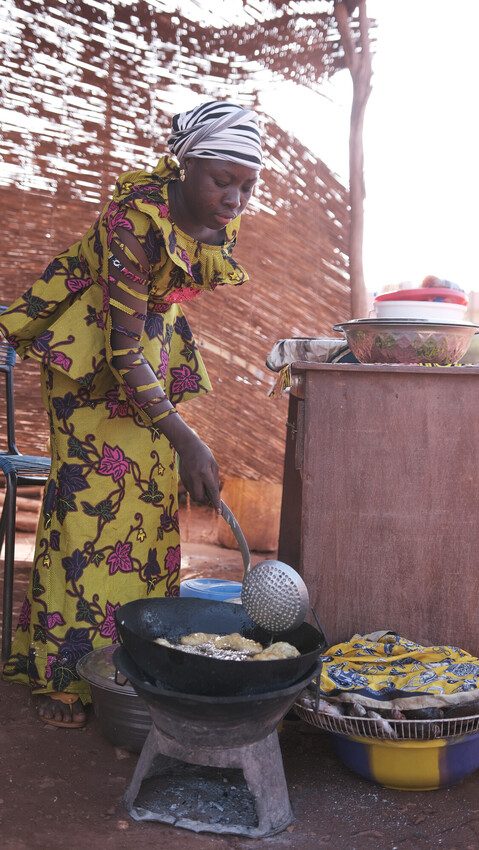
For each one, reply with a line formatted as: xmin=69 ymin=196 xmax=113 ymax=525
xmin=220 ymin=501 xmax=309 ymax=633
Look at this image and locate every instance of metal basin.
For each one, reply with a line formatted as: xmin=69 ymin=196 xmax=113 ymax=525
xmin=334 ymin=318 xmax=479 ymax=365
xmin=77 ymin=644 xmax=151 ymax=753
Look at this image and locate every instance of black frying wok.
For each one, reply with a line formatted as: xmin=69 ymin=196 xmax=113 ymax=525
xmin=115 ymin=598 xmax=325 ymax=697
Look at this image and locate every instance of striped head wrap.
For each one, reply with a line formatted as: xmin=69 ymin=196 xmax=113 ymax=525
xmin=167 ymin=101 xmax=262 ymax=168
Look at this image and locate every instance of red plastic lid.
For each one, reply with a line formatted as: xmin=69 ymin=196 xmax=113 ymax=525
xmin=375 ymin=288 xmax=468 ymax=306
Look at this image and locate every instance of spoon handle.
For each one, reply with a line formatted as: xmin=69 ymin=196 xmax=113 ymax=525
xmin=220 ymin=500 xmax=251 ymax=580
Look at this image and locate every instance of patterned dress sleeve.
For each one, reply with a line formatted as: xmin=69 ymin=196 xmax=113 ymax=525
xmin=105 ymin=227 xmax=176 ymax=426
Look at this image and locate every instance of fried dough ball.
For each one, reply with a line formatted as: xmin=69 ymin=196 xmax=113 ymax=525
xmin=214 ymin=633 xmax=263 ymax=654
xmin=180 ymin=632 xmax=218 ymax=646
xmin=154 ymin=637 xmax=174 ymax=648
xmin=253 ymin=642 xmax=300 ymax=661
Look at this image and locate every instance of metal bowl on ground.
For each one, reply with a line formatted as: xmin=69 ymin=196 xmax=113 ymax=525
xmin=333 ymin=318 xmax=479 ymax=365
xmin=295 ymin=704 xmax=479 ymax=790
xmin=115 ymin=598 xmax=325 ymax=697
xmin=77 ymin=644 xmax=151 ymax=753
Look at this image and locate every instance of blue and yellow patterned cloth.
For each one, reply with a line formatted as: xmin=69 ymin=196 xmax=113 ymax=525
xmin=320 ymin=631 xmax=479 ymax=710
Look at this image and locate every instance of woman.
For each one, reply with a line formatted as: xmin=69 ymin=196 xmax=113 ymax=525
xmin=0 ymin=100 xmax=262 ymax=727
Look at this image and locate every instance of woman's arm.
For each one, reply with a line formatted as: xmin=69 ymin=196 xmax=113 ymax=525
xmin=105 ymin=226 xmax=221 ymax=510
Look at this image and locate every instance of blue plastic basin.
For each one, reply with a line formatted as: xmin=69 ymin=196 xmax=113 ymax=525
xmin=179 ymin=578 xmax=242 ymax=602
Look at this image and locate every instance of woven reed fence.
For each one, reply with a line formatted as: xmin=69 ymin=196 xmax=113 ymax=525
xmin=0 ymin=0 xmax=353 ymax=484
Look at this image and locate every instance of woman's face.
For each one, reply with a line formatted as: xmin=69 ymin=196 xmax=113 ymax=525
xmin=182 ymin=158 xmax=260 ymax=230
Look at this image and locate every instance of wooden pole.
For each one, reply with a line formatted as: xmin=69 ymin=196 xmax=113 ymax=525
xmin=334 ymin=0 xmax=372 ymax=318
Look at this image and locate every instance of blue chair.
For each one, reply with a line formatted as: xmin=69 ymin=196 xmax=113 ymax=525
xmin=0 ymin=316 xmax=51 ymax=660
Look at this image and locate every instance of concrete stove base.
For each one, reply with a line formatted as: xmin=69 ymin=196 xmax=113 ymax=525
xmin=124 ymin=724 xmax=293 ymax=837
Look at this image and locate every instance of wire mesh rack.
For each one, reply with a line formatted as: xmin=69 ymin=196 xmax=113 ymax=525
xmin=294 ymin=702 xmax=479 ymax=741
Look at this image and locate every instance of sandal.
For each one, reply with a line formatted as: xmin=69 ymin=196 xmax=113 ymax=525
xmin=39 ymin=692 xmax=87 ymax=729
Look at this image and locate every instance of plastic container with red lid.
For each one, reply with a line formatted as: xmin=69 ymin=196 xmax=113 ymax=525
xmin=375 ymin=288 xmax=468 ymax=306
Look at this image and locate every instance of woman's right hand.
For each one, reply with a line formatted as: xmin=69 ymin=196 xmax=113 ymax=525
xmin=161 ymin=415 xmax=221 ymax=512
xmin=177 ymin=432 xmax=221 ymax=512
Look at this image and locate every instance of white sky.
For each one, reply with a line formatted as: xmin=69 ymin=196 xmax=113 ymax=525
xmin=261 ymin=0 xmax=479 ymax=295
xmin=363 ymin=0 xmax=479 ymax=294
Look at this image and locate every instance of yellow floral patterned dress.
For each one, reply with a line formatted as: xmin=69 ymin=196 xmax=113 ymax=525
xmin=0 ymin=155 xmax=248 ymax=701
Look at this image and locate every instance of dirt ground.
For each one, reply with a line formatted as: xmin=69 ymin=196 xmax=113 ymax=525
xmin=2 ymin=505 xmax=479 ymax=850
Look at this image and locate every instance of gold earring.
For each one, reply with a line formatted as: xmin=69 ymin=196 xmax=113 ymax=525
xmin=179 ymin=167 xmax=186 ymax=182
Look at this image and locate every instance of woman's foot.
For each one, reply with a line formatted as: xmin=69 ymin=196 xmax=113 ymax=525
xmin=37 ymin=693 xmax=87 ymax=728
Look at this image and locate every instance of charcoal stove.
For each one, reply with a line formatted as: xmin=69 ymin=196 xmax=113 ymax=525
xmin=115 ymin=646 xmax=319 ymax=838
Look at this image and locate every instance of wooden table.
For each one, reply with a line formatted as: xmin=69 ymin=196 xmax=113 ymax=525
xmin=277 ymin=362 xmax=479 ymax=653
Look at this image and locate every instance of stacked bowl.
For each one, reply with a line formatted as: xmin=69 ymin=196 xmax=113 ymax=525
xmin=373 ymin=286 xmax=468 ymax=322
xmin=334 ymin=284 xmax=478 ymax=366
